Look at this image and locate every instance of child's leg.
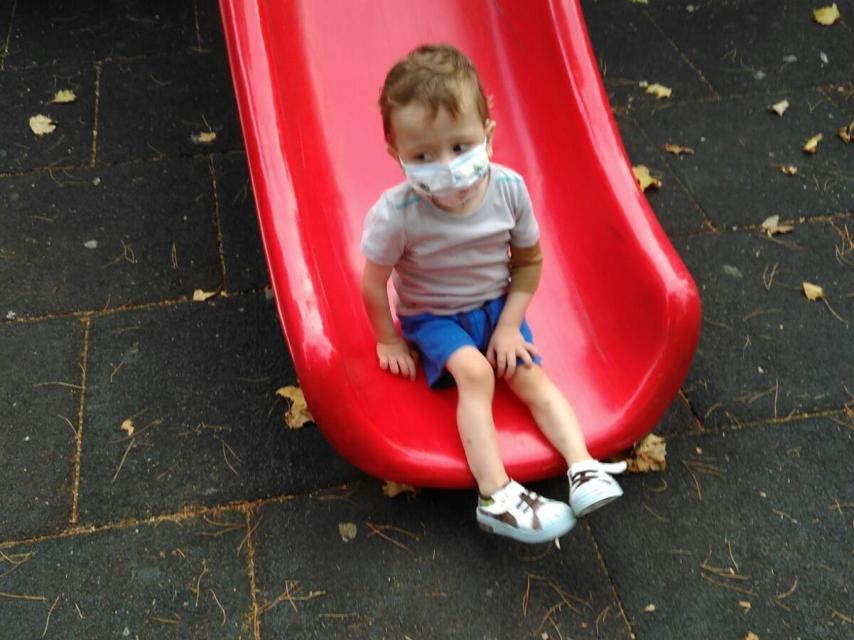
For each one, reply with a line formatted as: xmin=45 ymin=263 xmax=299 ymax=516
xmin=505 ymin=364 xmax=591 ymax=466
xmin=445 ymin=346 xmax=510 ymax=497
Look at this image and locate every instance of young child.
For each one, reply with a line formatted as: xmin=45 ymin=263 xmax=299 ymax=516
xmin=361 ymin=44 xmax=626 ymax=544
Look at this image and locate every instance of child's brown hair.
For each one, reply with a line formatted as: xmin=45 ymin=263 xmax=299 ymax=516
xmin=379 ymin=44 xmax=491 ymax=143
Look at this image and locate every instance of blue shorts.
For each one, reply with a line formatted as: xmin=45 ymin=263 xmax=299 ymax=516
xmin=400 ymin=295 xmax=542 ymax=389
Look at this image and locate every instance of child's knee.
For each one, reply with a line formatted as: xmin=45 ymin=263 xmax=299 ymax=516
xmin=447 ymin=348 xmax=494 ymax=390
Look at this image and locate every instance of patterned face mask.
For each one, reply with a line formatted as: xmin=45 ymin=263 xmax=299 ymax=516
xmin=400 ymin=140 xmax=489 ymax=203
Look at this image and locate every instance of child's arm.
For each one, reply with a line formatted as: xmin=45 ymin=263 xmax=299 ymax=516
xmin=361 ymin=259 xmax=419 ymax=380
xmin=488 ymin=242 xmax=543 ymax=379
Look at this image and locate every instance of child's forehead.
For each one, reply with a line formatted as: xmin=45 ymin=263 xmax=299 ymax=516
xmin=391 ymin=92 xmax=482 ymax=138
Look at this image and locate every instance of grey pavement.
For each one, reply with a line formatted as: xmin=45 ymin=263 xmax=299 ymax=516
xmin=1 ymin=1 xmax=852 ymax=639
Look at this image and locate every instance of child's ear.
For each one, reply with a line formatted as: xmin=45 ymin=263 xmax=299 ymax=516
xmin=485 ymin=119 xmax=497 ymax=157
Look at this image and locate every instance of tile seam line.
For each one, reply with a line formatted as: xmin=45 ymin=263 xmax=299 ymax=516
xmin=68 ymin=316 xmax=91 ymax=526
xmin=641 ymin=8 xmax=720 ymax=100
xmin=245 ymin=509 xmax=261 ymax=640
xmin=0 ymin=0 xmax=16 ymax=71
xmin=583 ymin=520 xmax=637 ymax=640
xmin=1 ymin=287 xmax=271 ymax=326
xmin=0 ymin=481 xmax=355 ymax=551
xmin=0 ymin=148 xmax=247 ymax=180
xmin=670 ymin=210 xmax=853 ymax=242
xmin=89 ymin=60 xmax=104 ymax=167
xmin=662 ymin=408 xmax=847 ymax=441
xmin=208 ymin=153 xmax=229 ymax=292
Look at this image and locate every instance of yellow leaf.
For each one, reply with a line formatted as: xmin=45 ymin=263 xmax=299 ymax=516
xmin=644 ymin=604 xmax=656 ymax=613
xmin=839 ymin=121 xmax=853 ymax=143
xmin=338 ymin=522 xmax=357 ymax=542
xmin=739 ymin=600 xmax=752 ymax=613
xmin=192 ymin=289 xmax=217 ymax=301
xmin=276 ymin=385 xmax=314 ymax=429
xmin=50 ymin=89 xmax=77 ymax=104
xmin=745 ymin=633 xmax=759 ymax=640
xmin=664 ymin=142 xmax=695 ymax=156
xmin=29 ymin=114 xmax=56 ymax=135
xmin=382 ymin=481 xmax=419 ymax=498
xmin=768 ymin=99 xmax=790 ymax=116
xmin=803 ymin=133 xmax=823 ymax=153
xmin=802 ymin=281 xmax=824 ymax=300
xmin=625 ymin=433 xmax=667 ymax=472
xmin=192 ymin=131 xmax=217 ymax=143
xmin=646 ymin=83 xmax=672 ymax=99
xmin=120 ymin=419 xmax=135 ymax=437
xmin=632 ymin=165 xmax=662 ymax=192
xmin=813 ymin=3 xmax=840 ymax=25
xmin=780 ymin=165 xmax=798 ymax=176
xmin=761 ymin=215 xmax=795 ymax=236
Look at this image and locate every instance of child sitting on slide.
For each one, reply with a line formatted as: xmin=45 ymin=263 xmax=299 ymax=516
xmin=361 ymin=44 xmax=626 ymax=544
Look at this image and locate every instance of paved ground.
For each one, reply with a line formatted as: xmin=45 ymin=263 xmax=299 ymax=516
xmin=0 ymin=1 xmax=852 ymax=639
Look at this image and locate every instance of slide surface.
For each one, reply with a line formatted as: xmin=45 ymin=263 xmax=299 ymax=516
xmin=218 ymin=0 xmax=701 ymax=487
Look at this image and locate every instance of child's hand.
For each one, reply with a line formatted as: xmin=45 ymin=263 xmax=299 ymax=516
xmin=377 ymin=338 xmax=419 ymax=381
xmin=487 ymin=325 xmax=538 ymax=379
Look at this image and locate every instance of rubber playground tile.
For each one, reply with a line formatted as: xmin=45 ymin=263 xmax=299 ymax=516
xmin=823 ymin=81 xmax=854 ymax=118
xmin=0 ymin=62 xmax=94 ymax=173
xmin=213 ymin=152 xmax=269 ymax=293
xmin=614 ymin=115 xmax=708 ymax=237
xmin=0 ymin=317 xmax=82 ymax=541
xmin=0 ymin=511 xmax=253 ymax=638
xmin=581 ymin=0 xmax=715 ymax=109
xmin=79 ymin=292 xmax=360 ymax=525
xmin=2 ymin=0 xmax=199 ymax=70
xmin=0 ymin=157 xmax=221 ymax=318
xmin=647 ymin=0 xmax=854 ymax=96
xmin=675 ymin=221 xmax=854 ymax=429
xmin=96 ymin=51 xmax=241 ymax=164
xmin=589 ymin=418 xmax=854 ymax=640
xmin=634 ymin=91 xmax=854 ymax=229
xmin=251 ymin=479 xmax=630 ymax=640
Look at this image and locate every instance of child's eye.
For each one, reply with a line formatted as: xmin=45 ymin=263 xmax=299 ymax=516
xmin=452 ymin=144 xmax=470 ymax=154
xmin=414 ymin=153 xmax=433 ymax=162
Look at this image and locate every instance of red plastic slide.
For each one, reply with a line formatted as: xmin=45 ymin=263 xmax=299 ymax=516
xmin=218 ymin=0 xmax=701 ymax=487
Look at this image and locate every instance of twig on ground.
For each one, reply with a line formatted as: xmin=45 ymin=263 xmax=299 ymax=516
xmin=365 ymin=522 xmax=420 ymax=554
xmin=190 ymin=560 xmax=209 ymax=608
xmin=642 ymin=502 xmax=670 ymax=522
xmin=112 ymin=438 xmax=136 ymax=483
xmin=42 ymin=594 xmax=61 ymax=638
xmin=258 ymin=580 xmax=325 ymax=614
xmin=237 ymin=514 xmax=263 ymax=557
xmin=0 ymin=591 xmax=47 ymax=602
xmin=210 ymin=588 xmax=227 ymax=626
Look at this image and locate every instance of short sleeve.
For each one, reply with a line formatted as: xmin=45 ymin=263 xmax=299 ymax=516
xmin=360 ymin=197 xmax=405 ymax=266
xmin=509 ymin=177 xmax=540 ymax=248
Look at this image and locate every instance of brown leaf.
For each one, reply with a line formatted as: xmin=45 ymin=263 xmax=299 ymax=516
xmin=761 ymin=215 xmax=795 ymax=236
xmin=745 ymin=633 xmax=760 ymax=640
xmin=813 ymin=3 xmax=840 ymax=25
xmin=632 ymin=165 xmax=662 ymax=192
xmin=839 ymin=121 xmax=853 ymax=143
xmin=664 ymin=142 xmax=695 ymax=156
xmin=625 ymin=433 xmax=667 ymax=472
xmin=780 ymin=165 xmax=798 ymax=176
xmin=120 ymin=419 xmax=135 ymax=437
xmin=276 ymin=385 xmax=314 ymax=429
xmin=803 ymin=133 xmax=823 ymax=154
xmin=29 ymin=114 xmax=56 ymax=135
xmin=192 ymin=131 xmax=217 ymax=144
xmin=382 ymin=481 xmax=419 ymax=498
xmin=802 ymin=281 xmax=824 ymax=300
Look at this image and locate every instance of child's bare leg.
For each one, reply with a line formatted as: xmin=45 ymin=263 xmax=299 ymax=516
xmin=506 ymin=365 xmax=592 ymax=466
xmin=445 ymin=346 xmax=510 ymax=496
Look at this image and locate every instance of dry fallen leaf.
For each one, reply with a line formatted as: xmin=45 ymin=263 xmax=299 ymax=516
xmin=813 ymin=3 xmax=840 ymax=25
xmin=120 ymin=419 xmax=135 ymax=437
xmin=769 ymin=99 xmax=790 ymax=116
xmin=664 ymin=142 xmax=695 ymax=156
xmin=745 ymin=633 xmax=759 ymax=640
xmin=29 ymin=114 xmax=56 ymax=135
xmin=761 ymin=214 xmax=795 ymax=236
xmin=803 ymin=133 xmax=823 ymax=153
xmin=382 ymin=480 xmax=419 ymax=498
xmin=781 ymin=165 xmax=798 ymax=176
xmin=50 ymin=89 xmax=77 ymax=104
xmin=802 ymin=281 xmax=825 ymax=300
xmin=276 ymin=385 xmax=314 ymax=429
xmin=646 ymin=83 xmax=672 ymax=99
xmin=739 ymin=600 xmax=752 ymax=613
xmin=644 ymin=604 xmax=656 ymax=613
xmin=632 ymin=165 xmax=662 ymax=192
xmin=192 ymin=289 xmax=217 ymax=301
xmin=338 ymin=522 xmax=357 ymax=542
xmin=192 ymin=131 xmax=217 ymax=144
xmin=839 ymin=120 xmax=853 ymax=143
xmin=625 ymin=433 xmax=667 ymax=472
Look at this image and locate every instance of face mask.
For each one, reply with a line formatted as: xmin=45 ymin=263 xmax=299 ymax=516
xmin=400 ymin=140 xmax=490 ymax=203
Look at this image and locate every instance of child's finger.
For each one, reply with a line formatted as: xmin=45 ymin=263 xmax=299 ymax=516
xmin=504 ymin=352 xmax=517 ymax=379
xmin=486 ymin=343 xmax=497 ymax=367
xmin=524 ymin=342 xmax=539 ymax=357
xmin=389 ymin=359 xmax=401 ymax=376
xmin=517 ymin=345 xmax=534 ymax=368
xmin=379 ymin=355 xmax=389 ymax=371
xmin=405 ymin=356 xmax=417 ymax=380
